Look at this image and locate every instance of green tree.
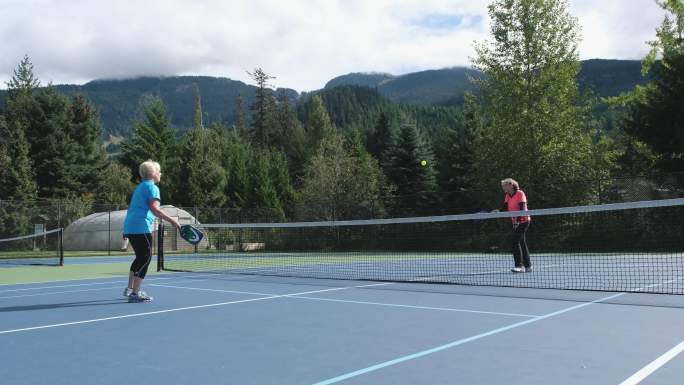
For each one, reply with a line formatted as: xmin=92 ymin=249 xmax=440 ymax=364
xmin=234 ymin=94 xmax=248 ymax=138
xmin=367 ymin=112 xmax=393 ymax=164
xmin=470 ymin=0 xmax=602 ymax=207
xmin=102 ymin=162 xmax=135 ymax=207
xmin=248 ymin=149 xmax=284 ymax=219
xmin=620 ymin=0 xmax=684 ymax=172
xmin=172 ymin=95 xmax=227 ymax=208
xmin=305 ymin=95 xmax=336 ymax=149
xmin=0 ymin=115 xmax=36 ymax=200
xmin=432 ymin=104 xmax=477 ymax=212
xmin=120 ymin=98 xmax=176 ymax=180
xmin=68 ymin=94 xmax=108 ymax=198
xmin=248 ymin=68 xmax=277 ymax=146
xmin=268 ymin=149 xmax=296 ymax=217
xmin=298 ymin=133 xmax=385 ymax=221
xmin=5 ymin=55 xmax=40 ymax=101
xmin=28 ymin=87 xmax=80 ymax=198
xmin=383 ymin=124 xmax=437 ymax=215
xmin=215 ymin=127 xmax=251 ymax=208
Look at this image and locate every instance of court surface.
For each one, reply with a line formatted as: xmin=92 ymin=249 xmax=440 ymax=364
xmin=2 ymin=268 xmax=684 ymax=385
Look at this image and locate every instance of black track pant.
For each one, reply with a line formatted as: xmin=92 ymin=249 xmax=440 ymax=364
xmin=125 ymin=233 xmax=153 ymax=279
xmin=512 ymin=222 xmax=531 ymax=268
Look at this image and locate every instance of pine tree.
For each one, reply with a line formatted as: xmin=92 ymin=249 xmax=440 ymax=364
xmin=621 ymin=0 xmax=684 ymax=172
xmin=68 ymin=94 xmax=108 ymax=198
xmin=268 ymin=150 xmax=296 ymax=218
xmin=248 ymin=149 xmax=284 ymax=219
xmin=29 ymin=87 xmax=80 ymax=198
xmin=367 ymin=112 xmax=392 ymax=163
xmin=247 ymin=68 xmax=277 ymax=147
xmin=305 ymin=95 xmax=336 ymax=150
xmin=234 ymin=94 xmax=248 ymax=138
xmin=432 ymin=95 xmax=478 ymax=213
xmin=383 ymin=124 xmax=437 ymax=215
xmin=215 ymin=128 xmax=251 ymax=208
xmin=120 ymin=98 xmax=176 ymax=181
xmin=172 ymin=94 xmax=227 ymax=208
xmin=0 ymin=115 xmax=36 ymax=200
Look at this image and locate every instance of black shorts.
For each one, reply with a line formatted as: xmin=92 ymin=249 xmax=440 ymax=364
xmin=125 ymin=233 xmax=153 ymax=279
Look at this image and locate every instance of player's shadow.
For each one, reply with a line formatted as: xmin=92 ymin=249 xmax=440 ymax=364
xmin=0 ymin=299 xmax=129 ymax=312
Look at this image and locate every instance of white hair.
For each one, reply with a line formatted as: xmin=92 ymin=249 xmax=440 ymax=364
xmin=139 ymin=160 xmax=161 ymax=179
xmin=500 ymin=178 xmax=519 ymax=190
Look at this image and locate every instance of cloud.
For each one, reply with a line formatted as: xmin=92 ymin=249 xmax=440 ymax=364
xmin=0 ymin=0 xmax=669 ymax=91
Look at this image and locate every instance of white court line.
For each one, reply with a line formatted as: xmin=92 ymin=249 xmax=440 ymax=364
xmin=151 ymin=283 xmax=538 ymax=317
xmin=0 ymin=273 xmax=219 ymax=293
xmin=619 ymin=340 xmax=684 ymax=385
xmin=0 ymin=277 xmax=217 ymax=299
xmin=151 ymin=283 xmax=275 ymax=297
xmin=311 ymin=291 xmax=627 ymax=385
xmin=291 ymin=296 xmax=539 ymax=317
xmin=0 ymin=282 xmax=391 ymax=335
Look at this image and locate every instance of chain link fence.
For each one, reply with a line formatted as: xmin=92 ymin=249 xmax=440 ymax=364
xmin=1 ymin=172 xmax=682 ymax=255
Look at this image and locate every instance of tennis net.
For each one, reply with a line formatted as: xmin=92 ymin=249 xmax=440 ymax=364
xmin=158 ymin=199 xmax=684 ymax=294
xmin=0 ymin=228 xmax=64 ymax=267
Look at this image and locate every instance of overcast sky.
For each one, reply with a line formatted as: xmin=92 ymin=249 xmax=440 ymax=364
xmin=0 ymin=0 xmax=668 ymax=91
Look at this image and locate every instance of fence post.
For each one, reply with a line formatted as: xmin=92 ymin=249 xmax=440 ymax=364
xmin=107 ymin=207 xmax=111 ymax=256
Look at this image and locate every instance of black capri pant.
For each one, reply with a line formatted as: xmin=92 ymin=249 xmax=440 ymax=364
xmin=125 ymin=233 xmax=153 ymax=279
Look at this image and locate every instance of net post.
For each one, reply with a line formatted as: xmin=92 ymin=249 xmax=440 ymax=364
xmin=157 ymin=222 xmax=164 ymax=271
xmin=58 ymin=228 xmax=64 ymax=266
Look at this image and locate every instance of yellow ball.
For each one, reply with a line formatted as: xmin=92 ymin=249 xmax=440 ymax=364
xmin=420 ymin=160 xmax=427 ymax=167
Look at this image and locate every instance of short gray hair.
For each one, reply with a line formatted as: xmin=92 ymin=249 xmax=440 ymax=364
xmin=501 ymin=178 xmax=519 ymax=190
xmin=139 ymin=160 xmax=161 ymax=179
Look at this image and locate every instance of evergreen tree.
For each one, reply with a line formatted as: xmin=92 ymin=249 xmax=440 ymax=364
xmin=28 ymin=87 xmax=80 ymax=198
xmin=305 ymin=95 xmax=336 ymax=150
xmin=248 ymin=149 xmax=284 ymax=219
xmin=172 ymin=94 xmax=227 ymax=208
xmin=0 ymin=115 xmax=36 ymax=200
xmin=120 ymin=98 xmax=176 ymax=180
xmin=367 ymin=112 xmax=393 ymax=164
xmin=268 ymin=149 xmax=296 ymax=217
xmin=470 ymin=0 xmax=602 ymax=207
xmin=621 ymin=0 xmax=684 ymax=172
xmin=431 ymin=94 xmax=478 ymax=212
xmin=68 ymin=94 xmax=108 ymax=198
xmin=383 ymin=124 xmax=437 ymax=215
xmin=215 ymin=128 xmax=251 ymax=208
xmin=5 ymin=55 xmax=40 ymax=101
xmin=248 ymin=68 xmax=277 ymax=146
xmin=234 ymin=94 xmax=248 ymax=138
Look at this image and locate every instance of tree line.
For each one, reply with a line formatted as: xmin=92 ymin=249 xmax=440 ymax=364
xmin=1 ymin=0 xmax=682 ymax=235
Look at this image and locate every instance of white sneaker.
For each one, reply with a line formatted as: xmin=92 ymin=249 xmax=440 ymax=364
xmin=123 ymin=287 xmax=133 ymax=297
xmin=511 ymin=267 xmax=525 ymax=273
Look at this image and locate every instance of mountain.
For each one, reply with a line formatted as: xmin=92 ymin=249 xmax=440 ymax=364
xmin=0 ymin=76 xmax=298 ymax=138
xmin=326 ymin=60 xmax=646 ymax=106
xmin=0 ymin=59 xmax=646 ymax=139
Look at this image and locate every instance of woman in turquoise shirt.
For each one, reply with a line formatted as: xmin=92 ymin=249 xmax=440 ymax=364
xmin=123 ymin=160 xmax=180 ymax=302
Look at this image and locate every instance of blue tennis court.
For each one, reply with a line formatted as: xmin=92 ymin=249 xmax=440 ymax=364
xmin=2 ymin=268 xmax=684 ymax=385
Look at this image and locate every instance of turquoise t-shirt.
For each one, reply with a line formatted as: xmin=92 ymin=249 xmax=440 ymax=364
xmin=123 ymin=180 xmax=161 ymax=234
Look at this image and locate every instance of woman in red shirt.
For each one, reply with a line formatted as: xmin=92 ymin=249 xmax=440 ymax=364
xmin=500 ymin=178 xmax=531 ymax=273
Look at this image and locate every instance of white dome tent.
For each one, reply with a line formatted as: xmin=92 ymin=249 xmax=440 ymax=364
xmin=63 ymin=205 xmax=202 ymax=252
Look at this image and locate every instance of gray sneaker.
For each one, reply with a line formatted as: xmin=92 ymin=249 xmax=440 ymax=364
xmin=123 ymin=287 xmax=133 ymax=298
xmin=128 ymin=291 xmax=153 ymax=302
xmin=511 ymin=267 xmax=525 ymax=273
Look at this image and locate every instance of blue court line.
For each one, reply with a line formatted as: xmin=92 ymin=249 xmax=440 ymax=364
xmin=311 ymin=291 xmax=626 ymax=385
